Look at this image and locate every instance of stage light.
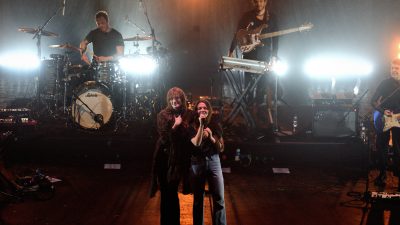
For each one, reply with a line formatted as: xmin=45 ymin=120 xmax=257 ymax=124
xmin=304 ymin=55 xmax=373 ymax=78
xmin=0 ymin=52 xmax=40 ymax=70
xmin=398 ymin=43 xmax=400 ymax=59
xmin=119 ymin=54 xmax=158 ymax=75
xmin=353 ymin=78 xmax=361 ymax=95
xmin=271 ymin=59 xmax=288 ymax=76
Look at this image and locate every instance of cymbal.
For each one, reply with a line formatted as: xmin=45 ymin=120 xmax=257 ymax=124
xmin=123 ymin=35 xmax=153 ymax=41
xmin=18 ymin=27 xmax=59 ymax=37
xmin=49 ymin=43 xmax=80 ymax=52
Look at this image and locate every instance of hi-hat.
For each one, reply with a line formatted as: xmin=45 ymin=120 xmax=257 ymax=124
xmin=49 ymin=43 xmax=80 ymax=52
xmin=18 ymin=27 xmax=59 ymax=37
xmin=123 ymin=35 xmax=153 ymax=41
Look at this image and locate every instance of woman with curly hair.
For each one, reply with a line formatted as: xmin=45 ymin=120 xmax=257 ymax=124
xmin=150 ymin=87 xmax=193 ymax=225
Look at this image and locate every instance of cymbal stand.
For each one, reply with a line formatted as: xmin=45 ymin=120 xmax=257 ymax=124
xmin=31 ymin=3 xmax=64 ymax=115
xmin=63 ymin=80 xmax=68 ymax=115
xmin=122 ymin=74 xmax=127 ymax=119
xmin=54 ymin=55 xmax=65 ymax=115
xmin=141 ymin=0 xmax=162 ymax=60
xmin=142 ymin=0 xmax=165 ymax=116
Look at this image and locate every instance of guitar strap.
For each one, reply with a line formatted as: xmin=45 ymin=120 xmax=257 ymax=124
xmin=375 ymin=82 xmax=400 ymax=111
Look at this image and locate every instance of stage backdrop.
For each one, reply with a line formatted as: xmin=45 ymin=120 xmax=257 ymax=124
xmin=0 ymin=0 xmax=399 ymax=109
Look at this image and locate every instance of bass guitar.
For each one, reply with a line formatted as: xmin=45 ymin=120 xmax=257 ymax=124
xmin=373 ymin=110 xmax=400 ymax=133
xmin=236 ymin=22 xmax=313 ymax=53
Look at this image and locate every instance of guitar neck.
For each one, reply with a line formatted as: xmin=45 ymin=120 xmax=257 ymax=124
xmin=259 ymin=27 xmax=303 ymax=39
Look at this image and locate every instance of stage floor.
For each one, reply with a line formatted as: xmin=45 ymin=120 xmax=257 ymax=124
xmin=0 ymin=123 xmax=399 ymax=225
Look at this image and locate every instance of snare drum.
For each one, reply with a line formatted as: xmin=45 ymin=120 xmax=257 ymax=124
xmin=71 ymin=81 xmax=113 ymax=129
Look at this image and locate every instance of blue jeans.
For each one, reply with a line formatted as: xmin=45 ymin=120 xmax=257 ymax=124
xmin=190 ymin=154 xmax=227 ymax=225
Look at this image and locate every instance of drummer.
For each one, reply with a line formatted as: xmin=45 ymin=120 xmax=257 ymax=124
xmin=79 ymin=10 xmax=124 ymax=65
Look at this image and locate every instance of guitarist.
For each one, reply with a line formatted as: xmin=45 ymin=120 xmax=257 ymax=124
xmin=370 ymin=59 xmax=400 ymax=187
xmin=228 ymin=0 xmax=280 ymax=130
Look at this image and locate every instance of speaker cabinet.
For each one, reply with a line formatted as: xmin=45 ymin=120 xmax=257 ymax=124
xmin=312 ymin=106 xmax=357 ymax=137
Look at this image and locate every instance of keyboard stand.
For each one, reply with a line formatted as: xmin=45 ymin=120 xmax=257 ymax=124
xmin=220 ymin=56 xmax=271 ymax=129
xmin=223 ymin=70 xmax=265 ymax=128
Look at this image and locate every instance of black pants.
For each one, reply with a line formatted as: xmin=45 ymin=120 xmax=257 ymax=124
xmin=159 ymin=180 xmax=180 ymax=225
xmin=158 ymin=151 xmax=180 ymax=225
xmin=375 ymin=127 xmax=400 ymax=176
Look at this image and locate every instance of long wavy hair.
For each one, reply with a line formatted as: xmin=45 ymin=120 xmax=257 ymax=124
xmin=193 ymin=99 xmax=213 ymax=126
xmin=166 ymin=87 xmax=187 ymax=112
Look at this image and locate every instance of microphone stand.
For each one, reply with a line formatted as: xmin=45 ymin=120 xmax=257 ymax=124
xmin=71 ymin=91 xmax=104 ymax=126
xmin=337 ymin=89 xmax=368 ymax=126
xmin=32 ymin=3 xmax=64 ymax=114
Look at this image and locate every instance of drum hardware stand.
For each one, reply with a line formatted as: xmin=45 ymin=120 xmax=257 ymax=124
xmin=113 ymin=75 xmax=129 ymax=133
xmin=28 ymin=3 xmax=63 ymax=116
xmin=61 ymin=53 xmax=75 ymax=116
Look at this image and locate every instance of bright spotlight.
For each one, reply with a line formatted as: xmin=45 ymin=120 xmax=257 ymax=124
xmin=271 ymin=59 xmax=288 ymax=76
xmin=304 ymin=56 xmax=373 ymax=78
xmin=0 ymin=52 xmax=40 ymax=70
xmin=119 ymin=54 xmax=158 ymax=75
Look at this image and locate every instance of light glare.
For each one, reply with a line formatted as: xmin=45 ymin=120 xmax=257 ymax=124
xmin=119 ymin=54 xmax=158 ymax=75
xmin=272 ymin=60 xmax=288 ymax=76
xmin=304 ymin=56 xmax=373 ymax=78
xmin=0 ymin=52 xmax=40 ymax=70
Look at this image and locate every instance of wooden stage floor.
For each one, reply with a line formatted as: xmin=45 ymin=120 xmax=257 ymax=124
xmin=0 ymin=124 xmax=399 ymax=225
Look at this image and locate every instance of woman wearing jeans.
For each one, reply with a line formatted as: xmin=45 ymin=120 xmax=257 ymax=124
xmin=190 ymin=100 xmax=227 ymax=225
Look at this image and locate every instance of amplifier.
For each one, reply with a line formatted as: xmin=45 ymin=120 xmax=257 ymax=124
xmin=0 ymin=108 xmax=37 ymax=126
xmin=312 ymin=106 xmax=357 ymax=138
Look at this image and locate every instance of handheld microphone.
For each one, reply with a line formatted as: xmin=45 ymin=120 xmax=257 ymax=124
xmin=200 ymin=117 xmax=207 ymax=128
xmin=62 ymin=0 xmax=66 ymax=16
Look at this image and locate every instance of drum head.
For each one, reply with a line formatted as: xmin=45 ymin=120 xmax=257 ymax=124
xmin=71 ymin=81 xmax=113 ymax=129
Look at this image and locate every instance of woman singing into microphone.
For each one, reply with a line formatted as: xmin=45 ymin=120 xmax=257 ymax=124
xmin=189 ymin=100 xmax=227 ymax=225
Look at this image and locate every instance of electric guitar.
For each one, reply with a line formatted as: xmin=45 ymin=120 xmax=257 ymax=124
xmin=236 ymin=22 xmax=313 ymax=53
xmin=373 ymin=110 xmax=400 ymax=133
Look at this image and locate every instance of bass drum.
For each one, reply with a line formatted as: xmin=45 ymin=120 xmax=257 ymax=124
xmin=71 ymin=81 xmax=113 ymax=129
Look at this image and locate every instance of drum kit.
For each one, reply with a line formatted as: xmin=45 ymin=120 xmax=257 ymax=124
xmin=18 ymin=27 xmax=164 ymax=131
